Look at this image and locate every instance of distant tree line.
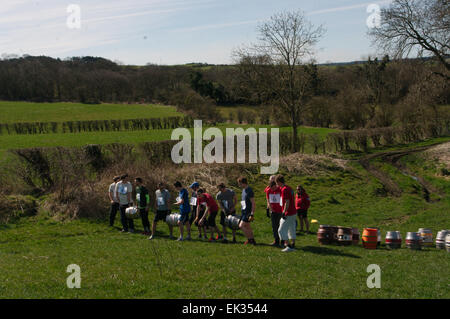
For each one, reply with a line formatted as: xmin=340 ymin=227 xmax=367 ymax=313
xmin=0 ymin=54 xmax=448 ymax=131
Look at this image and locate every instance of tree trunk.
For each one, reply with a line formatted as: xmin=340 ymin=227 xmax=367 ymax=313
xmin=291 ymin=118 xmax=298 ymax=153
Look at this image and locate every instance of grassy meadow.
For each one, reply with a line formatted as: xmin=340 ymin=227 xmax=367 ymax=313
xmin=0 ymin=101 xmax=448 ymax=299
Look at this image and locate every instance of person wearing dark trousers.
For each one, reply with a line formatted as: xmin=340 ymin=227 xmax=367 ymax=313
xmin=265 ymin=180 xmax=283 ymax=247
xmin=115 ymin=174 xmax=134 ymax=233
xmin=135 ymin=177 xmax=150 ymax=235
xmin=108 ymin=175 xmax=121 ymax=227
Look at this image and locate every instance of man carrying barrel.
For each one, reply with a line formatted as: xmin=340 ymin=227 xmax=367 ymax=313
xmin=237 ymin=177 xmax=256 ymax=245
xmin=216 ymin=183 xmax=237 ymax=243
xmin=148 ymin=182 xmax=173 ymax=240
xmin=134 ymin=177 xmax=151 ymax=235
xmin=196 ymin=189 xmax=222 ymax=242
xmin=189 ymin=182 xmax=207 ymax=240
xmin=174 ymin=181 xmax=191 ymax=241
xmin=265 ymin=178 xmax=283 ymax=247
xmin=115 ymin=174 xmax=134 ymax=233
xmin=295 ymin=185 xmax=311 ymax=233
xmin=276 ymin=175 xmax=296 ymax=252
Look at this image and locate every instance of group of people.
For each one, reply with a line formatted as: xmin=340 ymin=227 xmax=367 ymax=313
xmin=108 ymin=174 xmax=310 ymax=252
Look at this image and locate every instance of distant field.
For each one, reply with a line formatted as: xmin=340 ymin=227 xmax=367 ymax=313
xmin=0 ymin=101 xmax=182 ymax=123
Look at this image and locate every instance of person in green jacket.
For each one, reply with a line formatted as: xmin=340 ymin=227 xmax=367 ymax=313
xmin=135 ymin=177 xmax=150 ymax=235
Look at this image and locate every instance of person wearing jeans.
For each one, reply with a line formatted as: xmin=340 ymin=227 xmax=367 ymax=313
xmin=276 ymin=174 xmax=297 ymax=252
xmin=265 ymin=179 xmax=283 ymax=246
xmin=115 ymin=174 xmax=134 ymax=233
xmin=108 ymin=175 xmax=121 ymax=227
xmin=135 ymin=177 xmax=150 ymax=234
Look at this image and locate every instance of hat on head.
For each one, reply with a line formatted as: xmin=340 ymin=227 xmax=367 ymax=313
xmin=189 ymin=182 xmax=199 ymax=189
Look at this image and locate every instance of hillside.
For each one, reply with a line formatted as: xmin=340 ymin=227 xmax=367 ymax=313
xmin=0 ymin=140 xmax=448 ymax=298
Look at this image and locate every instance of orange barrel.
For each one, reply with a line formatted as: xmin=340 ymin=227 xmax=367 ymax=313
xmin=418 ymin=228 xmax=433 ymax=247
xmin=317 ymin=225 xmax=334 ymax=245
xmin=330 ymin=226 xmax=339 ymax=244
xmin=337 ymin=226 xmax=353 ymax=246
xmin=385 ymin=231 xmax=402 ymax=249
xmin=406 ymin=232 xmax=422 ymax=250
xmin=362 ymin=228 xmax=378 ymax=249
xmin=352 ymin=228 xmax=360 ymax=245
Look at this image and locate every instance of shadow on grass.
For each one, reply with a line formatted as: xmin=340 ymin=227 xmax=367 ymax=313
xmin=300 ymin=245 xmax=361 ymax=259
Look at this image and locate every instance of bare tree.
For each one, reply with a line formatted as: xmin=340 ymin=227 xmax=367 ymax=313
xmin=234 ymin=10 xmax=325 ymax=152
xmin=369 ymin=0 xmax=449 ymax=76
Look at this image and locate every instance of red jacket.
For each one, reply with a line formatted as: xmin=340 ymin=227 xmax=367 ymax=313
xmin=265 ymin=186 xmax=282 ymax=213
xmin=198 ymin=193 xmax=219 ymax=212
xmin=281 ymin=185 xmax=297 ymax=216
xmin=295 ymin=192 xmax=310 ymax=210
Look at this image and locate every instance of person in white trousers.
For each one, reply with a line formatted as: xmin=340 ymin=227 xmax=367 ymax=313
xmin=276 ymin=175 xmax=297 ymax=252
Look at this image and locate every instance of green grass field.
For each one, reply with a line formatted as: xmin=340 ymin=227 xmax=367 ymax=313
xmin=0 ymin=101 xmax=448 ymax=299
xmin=0 ymin=141 xmax=449 ymax=298
xmin=0 ymin=101 xmax=182 ymax=123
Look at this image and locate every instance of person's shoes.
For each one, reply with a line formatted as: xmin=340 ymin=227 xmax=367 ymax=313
xmin=198 ymin=233 xmax=202 ymax=239
xmin=185 ymin=235 xmax=192 ymax=241
xmin=148 ymin=235 xmax=154 ymax=240
xmin=222 ymin=238 xmax=228 ymax=243
xmin=129 ymin=229 xmax=135 ymax=233
xmin=270 ymin=241 xmax=280 ymax=247
xmin=208 ymin=237 xmax=216 ymax=242
xmin=121 ymin=229 xmax=128 ymax=233
xmin=232 ymin=238 xmax=237 ymax=243
xmin=282 ymin=246 xmax=295 ymax=252
xmin=177 ymin=237 xmax=183 ymax=241
xmin=203 ymin=235 xmax=208 ymax=240
xmin=169 ymin=235 xmax=174 ymax=240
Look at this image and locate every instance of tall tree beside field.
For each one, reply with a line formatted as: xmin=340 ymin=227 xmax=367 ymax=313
xmin=369 ymin=0 xmax=449 ymax=78
xmin=234 ymin=10 xmax=325 ymax=152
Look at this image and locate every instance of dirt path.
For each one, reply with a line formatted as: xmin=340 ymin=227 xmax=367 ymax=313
xmin=358 ymin=143 xmax=447 ymax=199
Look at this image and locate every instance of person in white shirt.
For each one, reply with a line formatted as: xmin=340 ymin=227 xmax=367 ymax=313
xmin=108 ymin=175 xmax=121 ymax=227
xmin=114 ymin=174 xmax=134 ymax=233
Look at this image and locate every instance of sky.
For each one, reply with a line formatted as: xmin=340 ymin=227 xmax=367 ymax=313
xmin=0 ymin=0 xmax=393 ymax=65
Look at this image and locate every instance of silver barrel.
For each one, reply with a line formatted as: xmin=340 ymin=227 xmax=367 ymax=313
xmin=225 ymin=215 xmax=241 ymax=230
xmin=165 ymin=213 xmax=181 ymax=226
xmin=436 ymin=230 xmax=448 ymax=249
xmin=406 ymin=232 xmax=422 ymax=250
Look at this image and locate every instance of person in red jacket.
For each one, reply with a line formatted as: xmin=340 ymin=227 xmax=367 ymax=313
xmin=196 ymin=189 xmax=222 ymax=242
xmin=276 ymin=175 xmax=297 ymax=252
xmin=265 ymin=177 xmax=283 ymax=247
xmin=295 ymin=185 xmax=311 ymax=233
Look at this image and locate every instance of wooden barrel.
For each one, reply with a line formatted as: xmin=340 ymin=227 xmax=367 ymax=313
xmin=165 ymin=213 xmax=181 ymax=226
xmin=446 ymin=234 xmax=450 ymax=253
xmin=125 ymin=206 xmax=140 ymax=219
xmin=385 ymin=231 xmax=402 ymax=249
xmin=225 ymin=215 xmax=241 ymax=230
xmin=337 ymin=226 xmax=353 ymax=246
xmin=418 ymin=228 xmax=433 ymax=247
xmin=362 ymin=228 xmax=378 ymax=249
xmin=317 ymin=225 xmax=334 ymax=245
xmin=406 ymin=232 xmax=422 ymax=250
xmin=436 ymin=230 xmax=448 ymax=249
xmin=352 ymin=228 xmax=360 ymax=245
xmin=330 ymin=226 xmax=339 ymax=244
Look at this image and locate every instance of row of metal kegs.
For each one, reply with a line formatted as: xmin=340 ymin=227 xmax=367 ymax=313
xmin=317 ymin=225 xmax=450 ymax=251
